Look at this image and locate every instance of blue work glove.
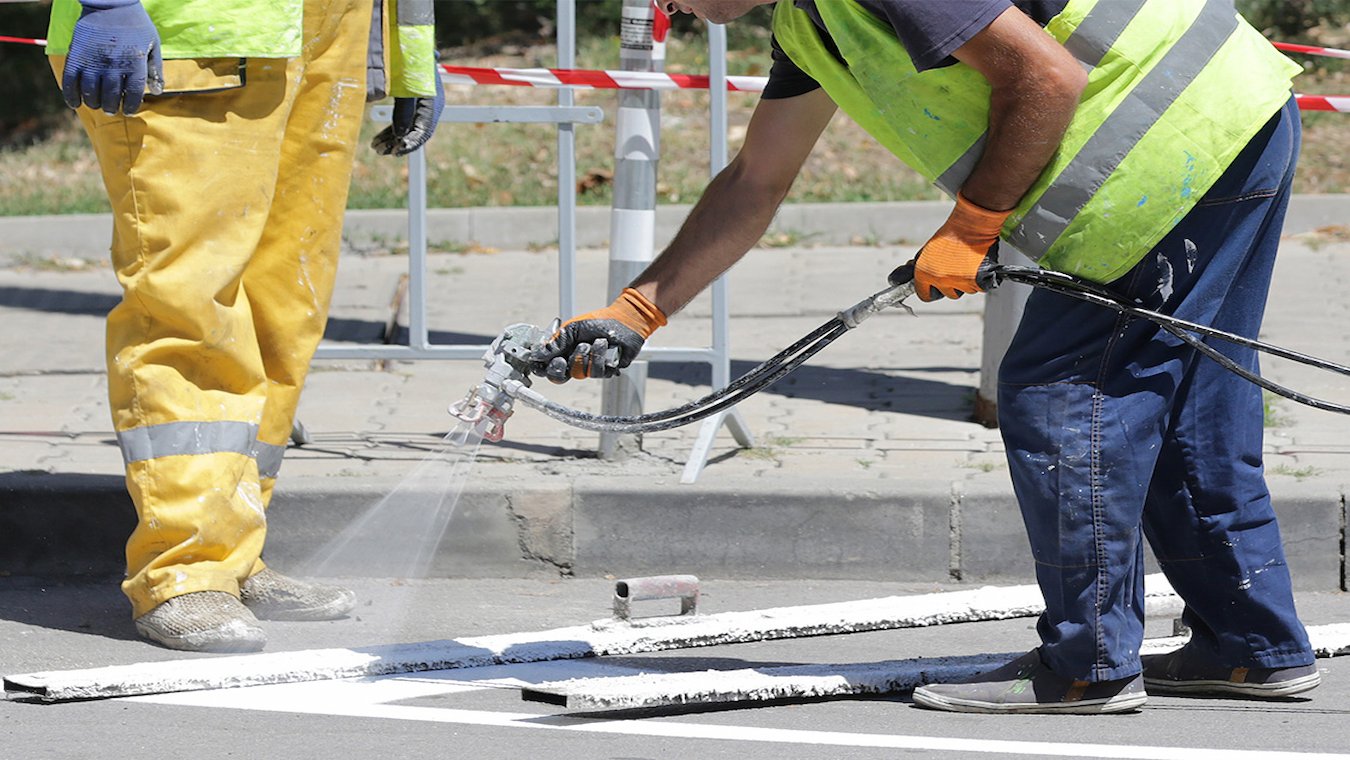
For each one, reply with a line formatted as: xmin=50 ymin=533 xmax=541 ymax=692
xmin=371 ymin=67 xmax=444 ymax=156
xmin=62 ymin=0 xmax=163 ymax=115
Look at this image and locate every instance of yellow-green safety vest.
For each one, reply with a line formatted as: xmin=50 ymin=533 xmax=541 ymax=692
xmin=46 ymin=0 xmax=437 ymax=98
xmin=773 ymin=0 xmax=1301 ymax=282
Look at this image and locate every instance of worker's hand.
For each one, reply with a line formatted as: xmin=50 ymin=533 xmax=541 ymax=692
xmin=372 ymin=68 xmax=445 ymax=156
xmin=528 ymin=288 xmax=667 ymax=384
xmin=62 ymin=0 xmax=163 ymax=115
xmin=909 ymin=193 xmax=1012 ymax=301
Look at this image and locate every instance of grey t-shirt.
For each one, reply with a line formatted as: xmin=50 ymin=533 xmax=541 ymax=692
xmin=763 ymin=0 xmax=1070 ymax=99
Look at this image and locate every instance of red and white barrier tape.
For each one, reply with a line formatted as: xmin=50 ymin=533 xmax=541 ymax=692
xmin=441 ymin=63 xmax=768 ymax=92
xmin=1274 ymin=40 xmax=1350 ymax=60
xmin=1296 ymin=94 xmax=1350 ymax=113
xmin=4 ymin=33 xmax=1346 ymax=112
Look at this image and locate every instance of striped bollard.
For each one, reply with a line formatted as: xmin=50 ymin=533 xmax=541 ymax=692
xmin=599 ymin=0 xmax=668 ymax=458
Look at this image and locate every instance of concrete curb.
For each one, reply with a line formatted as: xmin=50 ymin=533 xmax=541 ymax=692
xmin=3 ymin=471 xmax=1342 ymax=590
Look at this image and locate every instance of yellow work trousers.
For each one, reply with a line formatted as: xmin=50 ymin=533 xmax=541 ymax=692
xmin=53 ymin=0 xmax=373 ymax=618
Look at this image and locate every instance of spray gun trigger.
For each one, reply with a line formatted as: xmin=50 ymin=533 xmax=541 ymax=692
xmin=603 ymin=346 xmax=622 ymax=376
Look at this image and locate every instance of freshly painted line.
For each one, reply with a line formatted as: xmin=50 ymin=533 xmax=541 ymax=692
xmin=523 ymin=652 xmax=1019 ymax=709
xmin=5 ymin=576 xmax=1178 ymax=702
xmin=522 ymin=625 xmax=1350 ymax=711
xmin=1309 ymin=623 xmax=1350 ymax=656
xmin=130 ymin=683 xmax=1350 ymax=760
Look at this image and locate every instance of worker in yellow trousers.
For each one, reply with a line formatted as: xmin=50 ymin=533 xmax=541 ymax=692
xmin=46 ymin=0 xmax=442 ymax=652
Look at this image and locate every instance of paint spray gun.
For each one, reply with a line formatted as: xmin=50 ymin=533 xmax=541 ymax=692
xmin=447 ymin=321 xmax=620 ymax=444
xmin=448 ymin=276 xmax=921 ymax=443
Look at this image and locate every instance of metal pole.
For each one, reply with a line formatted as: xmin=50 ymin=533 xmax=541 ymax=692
xmin=599 ymin=0 xmax=666 ymax=458
xmin=557 ymin=0 xmax=578 ymax=320
xmin=708 ymin=20 xmax=729 ymax=388
xmin=681 ymin=21 xmax=753 ymax=483
xmin=407 ymin=144 xmax=429 ymax=350
xmin=973 ymin=245 xmax=1034 ymax=427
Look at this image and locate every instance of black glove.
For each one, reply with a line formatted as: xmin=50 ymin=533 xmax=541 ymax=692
xmin=371 ymin=66 xmax=444 ymax=156
xmin=528 ymin=288 xmax=666 ymax=384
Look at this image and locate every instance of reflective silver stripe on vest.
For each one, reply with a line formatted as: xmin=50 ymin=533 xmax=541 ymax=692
xmin=397 ymin=0 xmax=433 ymax=26
xmin=1007 ymin=0 xmax=1239 ymax=258
xmin=934 ymin=0 xmax=1148 ymax=197
xmin=255 ymin=441 xmax=286 ymax=480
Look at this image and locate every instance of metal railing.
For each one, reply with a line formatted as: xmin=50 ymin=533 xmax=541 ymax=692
xmin=313 ymin=1 xmax=750 ymax=481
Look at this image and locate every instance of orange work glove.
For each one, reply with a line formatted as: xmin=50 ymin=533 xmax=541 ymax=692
xmin=529 ymin=287 xmax=667 ymax=384
xmin=911 ymin=192 xmax=1012 ymax=302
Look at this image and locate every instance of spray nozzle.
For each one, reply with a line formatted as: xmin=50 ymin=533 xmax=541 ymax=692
xmin=447 ymin=321 xmax=555 ymax=444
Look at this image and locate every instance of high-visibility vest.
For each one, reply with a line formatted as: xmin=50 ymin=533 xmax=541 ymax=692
xmin=46 ymin=0 xmax=437 ymax=98
xmin=774 ymin=0 xmax=1301 ymax=282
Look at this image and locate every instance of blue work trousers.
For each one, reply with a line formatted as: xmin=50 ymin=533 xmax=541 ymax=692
xmin=997 ymin=97 xmax=1314 ymax=682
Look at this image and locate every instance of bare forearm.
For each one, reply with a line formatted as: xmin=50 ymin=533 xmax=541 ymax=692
xmin=630 ymin=159 xmax=787 ymax=316
xmin=953 ymin=7 xmax=1087 ymax=212
xmin=623 ymin=88 xmax=836 ymax=317
xmin=961 ymin=75 xmax=1083 ymax=211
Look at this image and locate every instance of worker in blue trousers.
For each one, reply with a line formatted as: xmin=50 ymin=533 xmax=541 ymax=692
xmin=532 ymin=0 xmax=1319 ymax=713
xmin=46 ymin=0 xmax=442 ymax=652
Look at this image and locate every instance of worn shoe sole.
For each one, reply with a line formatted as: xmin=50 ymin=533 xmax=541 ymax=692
xmin=912 ymin=688 xmax=1147 ymax=714
xmin=1144 ymin=670 xmax=1320 ymax=698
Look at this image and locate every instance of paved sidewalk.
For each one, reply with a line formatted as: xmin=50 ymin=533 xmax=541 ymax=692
xmin=1 ymin=202 xmax=1347 ymax=589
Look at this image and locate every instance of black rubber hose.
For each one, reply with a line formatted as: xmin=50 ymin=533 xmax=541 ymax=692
xmin=520 ymin=265 xmax=1349 ymax=435
xmin=528 ymin=320 xmax=851 ymax=433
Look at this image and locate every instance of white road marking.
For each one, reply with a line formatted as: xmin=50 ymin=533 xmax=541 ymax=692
xmin=6 ymin=576 xmax=1180 ymax=702
xmin=131 ymin=670 xmax=1350 ymax=760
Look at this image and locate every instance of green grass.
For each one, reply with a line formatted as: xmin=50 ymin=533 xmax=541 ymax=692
xmin=1263 ymin=391 xmax=1292 ymax=428
xmin=1268 ymin=464 xmax=1321 ymax=480
xmin=741 ymin=434 xmax=804 ymax=462
xmin=0 ymin=32 xmax=943 ymax=217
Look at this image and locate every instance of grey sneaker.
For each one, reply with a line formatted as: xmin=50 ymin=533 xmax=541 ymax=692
xmin=1142 ymin=647 xmax=1320 ymax=698
xmin=912 ymin=649 xmax=1147 ymax=714
xmin=240 ymin=567 xmax=357 ymax=621
xmin=134 ymin=591 xmax=267 ymax=653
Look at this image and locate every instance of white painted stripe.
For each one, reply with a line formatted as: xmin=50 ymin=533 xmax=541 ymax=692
xmin=131 ymin=689 xmax=1350 ymax=760
xmin=522 ymin=634 xmax=1275 ymax=710
xmin=3 ymin=576 xmax=1179 ymax=701
xmin=527 ymin=652 xmax=1017 ymax=710
xmin=1310 ymin=622 xmax=1350 ymax=656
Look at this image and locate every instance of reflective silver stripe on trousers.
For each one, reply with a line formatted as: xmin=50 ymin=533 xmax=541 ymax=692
xmin=1007 ymin=0 xmax=1239 ymax=258
xmin=934 ymin=0 xmax=1149 ymax=197
xmin=255 ymin=441 xmax=286 ymax=480
xmin=117 ymin=421 xmax=284 ymax=478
